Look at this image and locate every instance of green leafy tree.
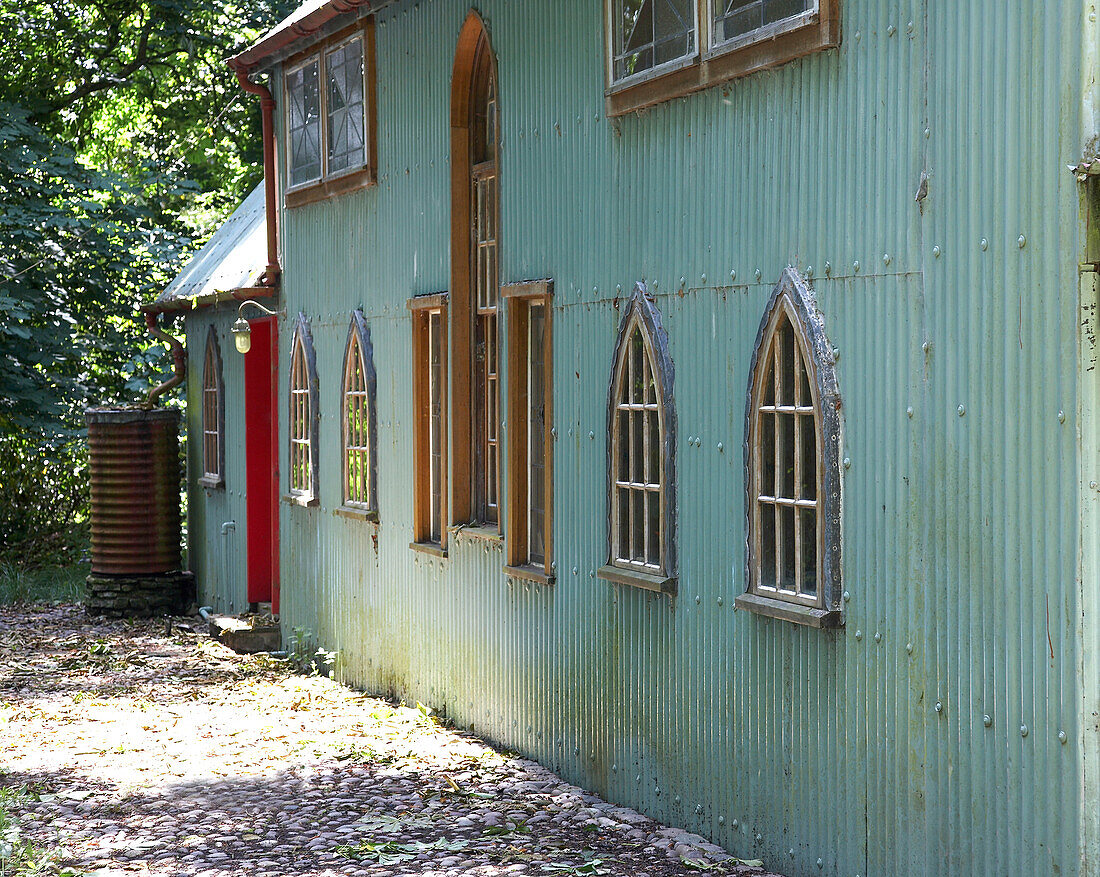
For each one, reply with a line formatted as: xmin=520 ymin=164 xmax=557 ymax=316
xmin=0 ymin=0 xmax=291 ymax=564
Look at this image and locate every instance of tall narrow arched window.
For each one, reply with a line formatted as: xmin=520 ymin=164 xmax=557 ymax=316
xmin=597 ymin=283 xmax=677 ymax=594
xmin=736 ymin=268 xmax=843 ymax=628
xmin=451 ymin=12 xmax=501 ymax=530
xmin=341 ymin=310 xmax=378 ymax=515
xmin=200 ymin=327 xmax=224 ymax=488
xmin=288 ymin=313 xmax=320 ymax=504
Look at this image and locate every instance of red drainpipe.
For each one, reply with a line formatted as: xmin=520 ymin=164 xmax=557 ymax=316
xmin=144 ymin=311 xmax=187 ymax=407
xmin=235 ymin=69 xmax=281 ymax=287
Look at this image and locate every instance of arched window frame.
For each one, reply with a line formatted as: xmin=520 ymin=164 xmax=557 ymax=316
xmin=288 ymin=312 xmax=320 ymax=505
xmin=597 ymin=283 xmax=677 ymax=594
xmin=450 ymin=11 xmax=502 ymax=532
xmin=200 ymin=326 xmax=225 ymax=489
xmin=737 ymin=267 xmax=843 ymax=628
xmin=340 ymin=310 xmax=379 ymax=517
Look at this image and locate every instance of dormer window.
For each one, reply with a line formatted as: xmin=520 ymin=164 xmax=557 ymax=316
xmin=284 ymin=20 xmax=377 ymax=206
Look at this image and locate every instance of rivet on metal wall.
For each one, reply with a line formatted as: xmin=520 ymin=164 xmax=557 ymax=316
xmin=592 ymin=286 xmax=598 ymax=296
xmin=674 ymin=795 xmax=681 ymax=804
xmin=883 ymin=253 xmax=892 ymax=266
xmin=887 ymin=24 xmax=896 ymax=36
xmin=817 ymin=858 xmax=824 ymax=868
xmin=717 ymin=596 xmax=723 ymax=606
xmin=789 ymin=849 xmax=795 ymax=859
xmin=983 ymin=715 xmax=992 ymax=728
xmin=616 ymin=284 xmax=622 ymax=293
xmin=934 ymin=701 xmax=943 ymax=714
xmin=1058 ymin=410 xmax=1066 ymax=423
xmin=922 ymin=340 xmax=931 ymax=352
xmin=906 ymin=642 xmax=913 ymax=654
xmin=854 ymin=30 xmax=861 ymax=41
xmin=806 ymin=265 xmax=814 ymax=278
xmin=754 ymin=269 xmax=762 ymax=281
xmin=572 ymin=567 xmax=578 ymax=575
xmin=958 ymin=405 xmax=966 ymax=416
xmin=906 ymin=20 xmax=914 ymax=34
xmin=824 ymin=261 xmax=832 ymax=276
xmin=732 ymin=819 xmax=739 ymax=828
xmin=636 ymin=774 xmax=641 ymax=782
xmin=574 ymin=746 xmax=580 ymax=755
xmin=589 ymin=430 xmax=594 ymax=439
xmin=730 ymin=269 xmax=737 ymax=281
xmin=717 ymin=442 xmax=724 ymax=452
xmin=695 ymin=595 xmax=700 ymax=604
xmin=679 ymin=276 xmax=686 ymax=288
xmin=756 ymin=834 xmax=762 ymax=842
xmin=1018 ymin=234 xmax=1027 ymax=248
xmin=907 ymin=406 xmax=914 ymax=418
xmin=701 ymin=274 xmax=707 ymax=284
xmin=843 ymin=457 xmax=851 ymax=469
xmin=1059 ymin=730 xmax=1068 ymax=743
xmin=980 ymin=238 xmax=988 ymax=251
xmin=717 ymin=816 xmax=725 ymax=825
xmin=695 ymin=804 xmax=703 ymax=814
xmin=932 ymin=245 xmax=941 ymax=258
xmin=843 ymin=590 xmax=851 ymax=602
xmin=874 ymin=632 xmax=882 ymax=643
xmin=551 ymin=427 xmax=557 ymax=439
xmin=853 ymin=260 xmax=860 ymax=272
xmin=1020 ymin=724 xmax=1029 ymax=737
xmin=655 ymin=786 xmax=661 ymax=795
xmin=855 ymin=629 xmax=863 ymax=640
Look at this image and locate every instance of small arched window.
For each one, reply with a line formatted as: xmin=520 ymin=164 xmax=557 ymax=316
xmin=200 ymin=327 xmax=224 ymax=488
xmin=341 ymin=310 xmax=378 ymax=515
xmin=597 ymin=283 xmax=677 ymax=593
xmin=289 ymin=313 xmax=319 ymax=503
xmin=738 ymin=268 xmax=842 ymax=627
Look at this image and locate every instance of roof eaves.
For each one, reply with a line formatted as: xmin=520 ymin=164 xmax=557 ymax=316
xmin=228 ymin=0 xmax=394 ymax=74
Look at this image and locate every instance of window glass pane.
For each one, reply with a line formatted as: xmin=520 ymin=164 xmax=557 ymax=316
xmin=529 ymin=304 xmax=546 ymax=564
xmin=287 ymin=59 xmax=321 ymax=187
xmin=759 ymin=413 xmax=775 ymax=497
xmin=779 ymin=505 xmax=796 ymax=591
xmin=758 ymin=503 xmax=776 ymax=589
xmin=646 ymin=411 xmax=660 ymax=485
xmin=617 ymin=488 xmax=631 ymax=561
xmin=646 ymin=491 xmax=660 ymax=566
xmin=326 ymin=37 xmax=366 ymax=175
xmin=799 ymin=413 xmax=816 ymax=501
xmin=632 ymin=410 xmax=644 ymax=483
xmin=613 ymin=0 xmax=696 ymax=81
xmin=631 ymin=488 xmax=645 ymax=562
xmin=778 ymin=413 xmax=795 ymax=498
xmin=617 ymin=410 xmax=630 ymax=483
xmin=799 ymin=509 xmax=817 ymax=596
xmin=712 ymin=0 xmax=813 ymax=46
xmin=779 ymin=319 xmax=795 ymax=406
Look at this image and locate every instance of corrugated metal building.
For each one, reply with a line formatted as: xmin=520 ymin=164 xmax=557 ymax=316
xmin=150 ymin=1 xmax=1100 ymax=873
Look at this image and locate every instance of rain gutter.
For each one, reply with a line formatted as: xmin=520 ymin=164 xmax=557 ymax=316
xmin=141 ymin=286 xmax=279 ymax=317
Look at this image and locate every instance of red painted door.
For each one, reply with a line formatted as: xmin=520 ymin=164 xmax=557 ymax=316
xmin=244 ymin=316 xmax=280 ymax=613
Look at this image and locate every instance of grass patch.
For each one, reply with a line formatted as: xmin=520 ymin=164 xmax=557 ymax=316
xmin=0 ymin=559 xmax=87 ymax=606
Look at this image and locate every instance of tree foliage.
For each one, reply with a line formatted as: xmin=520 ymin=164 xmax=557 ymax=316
xmin=0 ymin=0 xmax=291 ymax=561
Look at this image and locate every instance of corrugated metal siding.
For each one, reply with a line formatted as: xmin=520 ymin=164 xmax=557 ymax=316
xmin=185 ymin=311 xmax=250 ymax=612
xmin=192 ymin=1 xmax=1092 ymax=874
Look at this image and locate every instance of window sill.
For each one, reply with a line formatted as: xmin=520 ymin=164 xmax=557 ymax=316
xmin=409 ymin=541 xmax=447 ymax=558
xmin=450 ymin=524 xmax=502 ymax=545
xmin=597 ymin=564 xmax=677 ymax=595
xmin=199 ymin=476 xmax=225 ymax=490
xmin=285 ymin=166 xmax=374 ymax=209
xmin=334 ymin=506 xmax=379 ymax=524
xmin=281 ymin=493 xmax=318 ymax=508
xmin=605 ymin=8 xmax=839 ymax=117
xmin=504 ymin=564 xmax=555 ymax=586
xmin=734 ymin=592 xmax=843 ymax=629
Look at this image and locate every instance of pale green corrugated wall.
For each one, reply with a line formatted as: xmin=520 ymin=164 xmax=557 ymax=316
xmin=185 ymin=310 xmax=250 ymax=613
xmin=243 ymin=1 xmax=1090 ymax=874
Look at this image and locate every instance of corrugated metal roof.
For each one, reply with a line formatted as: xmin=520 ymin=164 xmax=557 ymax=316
xmin=158 ymin=184 xmax=267 ymax=304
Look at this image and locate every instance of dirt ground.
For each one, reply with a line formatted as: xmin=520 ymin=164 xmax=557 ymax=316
xmin=0 ymin=604 xmax=784 ymax=877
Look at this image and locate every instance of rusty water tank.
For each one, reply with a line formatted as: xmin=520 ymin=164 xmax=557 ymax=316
xmin=86 ymin=407 xmax=182 ymax=576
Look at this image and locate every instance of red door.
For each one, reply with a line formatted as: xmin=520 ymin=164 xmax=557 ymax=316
xmin=244 ymin=316 xmax=280 ymax=613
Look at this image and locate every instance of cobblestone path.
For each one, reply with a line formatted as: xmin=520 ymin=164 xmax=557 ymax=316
xmin=0 ymin=605 xmax=784 ymax=877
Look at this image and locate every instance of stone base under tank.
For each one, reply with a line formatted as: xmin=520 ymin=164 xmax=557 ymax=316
xmin=85 ymin=571 xmax=196 ymax=618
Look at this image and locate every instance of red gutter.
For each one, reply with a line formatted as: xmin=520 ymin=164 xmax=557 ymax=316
xmin=235 ymin=70 xmax=281 ymax=289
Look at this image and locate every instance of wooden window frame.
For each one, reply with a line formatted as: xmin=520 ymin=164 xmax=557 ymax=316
xmin=450 ymin=12 xmax=504 ymax=535
xmin=288 ymin=312 xmax=320 ymax=506
xmin=503 ymin=280 xmax=554 ymax=585
xmin=597 ymin=283 xmax=677 ymax=594
xmin=199 ymin=326 xmax=225 ymax=490
xmin=283 ymin=18 xmax=378 ymax=209
xmin=340 ymin=310 xmax=379 ymax=519
xmin=736 ymin=267 xmax=843 ymax=628
xmin=605 ymin=0 xmax=839 ymax=116
xmin=409 ymin=293 xmax=449 ymax=554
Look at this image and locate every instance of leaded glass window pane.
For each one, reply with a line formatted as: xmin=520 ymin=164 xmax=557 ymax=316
xmin=287 ymin=59 xmax=321 ymax=187
xmin=612 ymin=0 xmax=696 ymax=83
xmin=712 ymin=0 xmax=814 ymax=47
xmin=326 ymin=37 xmax=366 ymax=175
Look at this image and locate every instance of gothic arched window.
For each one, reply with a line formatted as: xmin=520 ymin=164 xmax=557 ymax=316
xmin=341 ymin=310 xmax=378 ymax=514
xmin=289 ymin=313 xmax=319 ymax=503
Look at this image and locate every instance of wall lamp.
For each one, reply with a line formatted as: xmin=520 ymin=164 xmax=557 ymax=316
xmin=231 ymin=300 xmax=284 ymax=354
